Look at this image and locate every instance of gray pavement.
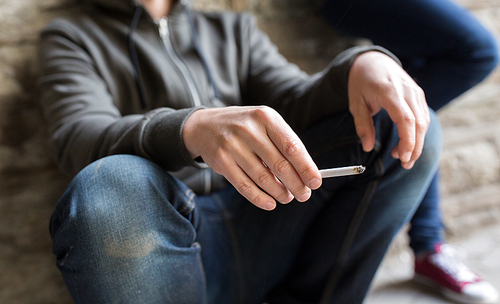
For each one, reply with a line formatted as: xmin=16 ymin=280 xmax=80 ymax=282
xmin=365 ymin=223 xmax=500 ymax=304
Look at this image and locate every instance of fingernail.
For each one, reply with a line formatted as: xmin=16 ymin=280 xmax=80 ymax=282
xmin=265 ymin=202 xmax=275 ymax=210
xmin=298 ymin=191 xmax=311 ymax=202
xmin=403 ymin=160 xmax=415 ymax=170
xmin=402 ymin=152 xmax=412 ymax=162
xmin=361 ymin=137 xmax=369 ymax=151
xmin=309 ymin=178 xmax=321 ymax=189
xmin=282 ymin=193 xmax=294 ymax=204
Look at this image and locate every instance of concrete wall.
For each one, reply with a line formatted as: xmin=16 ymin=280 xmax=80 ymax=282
xmin=0 ymin=0 xmax=499 ymax=302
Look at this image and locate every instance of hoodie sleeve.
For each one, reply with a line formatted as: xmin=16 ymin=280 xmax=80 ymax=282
xmin=38 ymin=20 xmax=203 ymax=176
xmin=241 ymin=14 xmax=401 ymax=132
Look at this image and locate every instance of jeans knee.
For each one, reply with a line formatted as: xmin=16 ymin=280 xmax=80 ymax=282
xmin=461 ymin=27 xmax=499 ymax=78
xmin=51 ymin=155 xmax=195 ymax=248
xmin=67 ymin=155 xmax=159 ymax=213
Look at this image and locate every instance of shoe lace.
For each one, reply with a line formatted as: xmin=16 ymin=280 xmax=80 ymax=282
xmin=430 ymin=244 xmax=478 ymax=283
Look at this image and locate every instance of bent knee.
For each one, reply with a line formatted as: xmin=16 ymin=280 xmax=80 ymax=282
xmin=462 ymin=28 xmax=499 ymax=75
xmin=75 ymin=155 xmax=161 ymax=186
xmin=55 ymin=155 xmax=176 ymax=233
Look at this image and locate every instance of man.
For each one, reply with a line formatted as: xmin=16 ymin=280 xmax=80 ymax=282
xmin=39 ymin=0 xmax=441 ymax=302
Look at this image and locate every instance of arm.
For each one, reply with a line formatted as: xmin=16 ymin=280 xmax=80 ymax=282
xmin=241 ymin=14 xmax=429 ymax=169
xmin=38 ymin=20 xmax=201 ymax=176
xmin=181 ymin=53 xmax=430 ymax=211
xmin=180 ymin=16 xmax=430 ymax=211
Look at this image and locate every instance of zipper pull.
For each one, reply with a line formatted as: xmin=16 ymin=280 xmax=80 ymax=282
xmin=158 ymin=17 xmax=168 ymax=39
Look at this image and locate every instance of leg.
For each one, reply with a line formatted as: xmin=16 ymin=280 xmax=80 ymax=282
xmin=320 ymin=0 xmax=498 ymax=250
xmin=50 ymin=155 xmax=209 ymax=304
xmin=259 ymin=110 xmax=442 ymax=303
xmin=320 ymin=0 xmax=499 ymax=252
xmin=408 ymin=173 xmax=443 ymax=253
xmin=320 ymin=0 xmax=499 ymax=109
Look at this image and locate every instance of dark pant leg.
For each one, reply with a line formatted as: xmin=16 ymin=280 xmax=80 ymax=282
xmin=320 ymin=0 xmax=499 ymax=254
xmin=408 ymin=172 xmax=443 ymax=253
xmin=320 ymin=0 xmax=499 ymax=108
xmin=257 ymin=110 xmax=442 ymax=303
xmin=50 ymin=155 xmax=208 ymax=304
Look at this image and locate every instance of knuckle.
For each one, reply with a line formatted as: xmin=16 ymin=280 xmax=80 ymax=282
xmin=299 ymin=164 xmax=315 ymax=176
xmin=377 ymin=80 xmax=397 ymax=96
xmin=415 ymin=119 xmax=428 ymax=132
xmin=283 ymin=140 xmax=301 ymax=156
xmin=257 ymin=171 xmax=273 ymax=185
xmin=402 ymin=111 xmax=415 ymax=125
xmin=236 ymin=180 xmax=254 ymax=197
xmin=273 ymin=158 xmax=292 ymax=175
xmin=417 ymin=86 xmax=426 ymax=98
xmin=252 ymin=106 xmax=275 ymax=120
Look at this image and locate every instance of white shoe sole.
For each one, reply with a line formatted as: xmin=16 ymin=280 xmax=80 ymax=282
xmin=413 ymin=273 xmax=499 ymax=304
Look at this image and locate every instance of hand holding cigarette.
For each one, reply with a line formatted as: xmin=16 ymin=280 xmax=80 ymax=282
xmin=320 ymin=165 xmax=366 ymax=178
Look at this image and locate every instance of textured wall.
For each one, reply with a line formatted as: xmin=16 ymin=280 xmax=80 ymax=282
xmin=0 ymin=0 xmax=499 ymax=303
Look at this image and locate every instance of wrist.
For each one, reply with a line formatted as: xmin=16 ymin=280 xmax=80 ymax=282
xmin=182 ymin=108 xmax=204 ymax=159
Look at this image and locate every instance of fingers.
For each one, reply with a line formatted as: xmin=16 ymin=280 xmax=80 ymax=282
xmin=266 ymin=117 xmax=321 ymax=182
xmin=189 ymin=106 xmax=322 ymax=211
xmin=348 ymin=51 xmax=431 ymax=170
xmin=387 ymin=84 xmax=429 ymax=169
xmin=349 ymin=95 xmax=377 ymax=153
xmin=222 ymin=159 xmax=282 ymax=211
xmin=233 ymin=148 xmax=294 ymax=205
xmin=253 ymin=108 xmax=321 ymax=202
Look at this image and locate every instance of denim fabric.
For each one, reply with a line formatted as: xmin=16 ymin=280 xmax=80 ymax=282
xmin=320 ymin=0 xmax=499 ymax=254
xmin=50 ymin=110 xmax=441 ymax=303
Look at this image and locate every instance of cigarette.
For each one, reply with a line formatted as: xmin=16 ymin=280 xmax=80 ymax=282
xmin=319 ymin=165 xmax=366 ymax=178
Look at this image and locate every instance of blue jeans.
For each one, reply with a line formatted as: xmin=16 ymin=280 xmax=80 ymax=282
xmin=50 ymin=111 xmax=441 ymax=303
xmin=320 ymin=0 xmax=499 ymax=253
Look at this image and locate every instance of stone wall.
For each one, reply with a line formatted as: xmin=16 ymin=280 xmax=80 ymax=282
xmin=0 ymin=0 xmax=499 ymax=303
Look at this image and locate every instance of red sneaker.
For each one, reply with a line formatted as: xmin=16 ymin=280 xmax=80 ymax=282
xmin=414 ymin=243 xmax=499 ymax=303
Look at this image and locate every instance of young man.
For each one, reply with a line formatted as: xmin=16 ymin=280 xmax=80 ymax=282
xmin=39 ymin=0 xmax=441 ymax=302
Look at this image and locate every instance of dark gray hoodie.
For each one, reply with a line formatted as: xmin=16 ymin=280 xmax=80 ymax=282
xmin=38 ymin=0 xmax=399 ymax=194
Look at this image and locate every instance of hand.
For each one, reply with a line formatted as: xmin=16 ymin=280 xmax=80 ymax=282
xmin=182 ymin=106 xmax=322 ymax=210
xmin=348 ymin=51 xmax=430 ymax=169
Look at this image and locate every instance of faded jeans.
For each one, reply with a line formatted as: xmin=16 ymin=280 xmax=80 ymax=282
xmin=50 ymin=110 xmax=442 ymax=303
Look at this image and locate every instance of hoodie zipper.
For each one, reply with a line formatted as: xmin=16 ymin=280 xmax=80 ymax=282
xmin=158 ymin=17 xmax=202 ymax=107
xmin=158 ymin=15 xmax=212 ymax=194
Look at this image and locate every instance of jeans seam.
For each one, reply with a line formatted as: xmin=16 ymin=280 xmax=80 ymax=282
xmin=320 ymin=149 xmax=385 ymax=303
xmin=179 ymin=189 xmax=196 ymax=217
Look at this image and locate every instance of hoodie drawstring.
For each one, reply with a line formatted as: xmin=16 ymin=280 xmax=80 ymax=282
xmin=183 ymin=5 xmax=221 ymax=100
xmin=128 ymin=5 xmax=148 ymax=109
xmin=127 ymin=4 xmax=221 ymax=110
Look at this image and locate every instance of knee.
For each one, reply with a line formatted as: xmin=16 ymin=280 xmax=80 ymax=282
xmin=460 ymin=26 xmax=499 ymax=78
xmin=69 ymin=155 xmax=163 ymax=211
xmin=51 ymin=155 xmax=183 ymax=240
xmin=51 ymin=155 xmax=198 ymax=264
